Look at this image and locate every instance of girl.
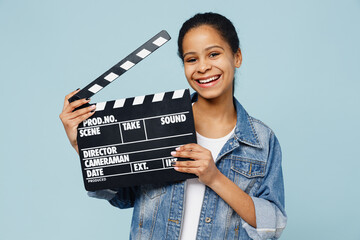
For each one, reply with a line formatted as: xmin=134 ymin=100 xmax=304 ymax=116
xmin=60 ymin=12 xmax=287 ymax=240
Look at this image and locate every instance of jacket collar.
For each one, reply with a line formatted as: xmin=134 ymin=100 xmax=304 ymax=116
xmin=191 ymin=92 xmax=262 ymax=148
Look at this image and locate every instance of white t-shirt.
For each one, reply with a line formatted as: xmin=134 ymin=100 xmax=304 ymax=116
xmin=180 ymin=128 xmax=235 ymax=240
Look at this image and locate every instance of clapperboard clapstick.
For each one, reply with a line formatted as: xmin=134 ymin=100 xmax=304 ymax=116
xmin=69 ymin=30 xmax=197 ymax=190
xmin=68 ymin=30 xmax=171 ymax=105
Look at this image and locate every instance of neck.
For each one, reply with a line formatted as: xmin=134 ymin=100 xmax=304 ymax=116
xmin=193 ymin=92 xmax=237 ymax=138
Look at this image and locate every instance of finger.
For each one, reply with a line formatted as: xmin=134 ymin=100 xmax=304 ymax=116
xmin=171 ymin=150 xmax=202 ymax=160
xmin=60 ymin=104 xmax=95 ymax=125
xmin=175 ymin=146 xmax=193 ymax=152
xmin=177 ymin=143 xmax=205 ymax=152
xmin=67 ymin=104 xmax=96 ymax=120
xmin=173 ymin=166 xmax=199 ymax=175
xmin=72 ymin=110 xmax=96 ymax=126
xmin=172 ymin=160 xmax=199 ymax=168
xmin=176 ymin=147 xmax=196 ymax=153
xmin=63 ymin=89 xmax=81 ymax=110
xmin=64 ymin=98 xmax=91 ymax=113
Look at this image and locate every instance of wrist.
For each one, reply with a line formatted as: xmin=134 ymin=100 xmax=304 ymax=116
xmin=207 ymin=169 xmax=224 ymax=189
xmin=73 ymin=144 xmax=79 ymax=154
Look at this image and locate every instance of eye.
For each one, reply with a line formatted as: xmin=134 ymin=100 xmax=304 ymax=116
xmin=209 ymin=52 xmax=220 ymax=58
xmin=185 ymin=58 xmax=197 ymax=63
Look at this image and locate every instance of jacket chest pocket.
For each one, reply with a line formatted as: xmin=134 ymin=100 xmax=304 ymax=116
xmin=231 ymin=157 xmax=265 ymax=178
xmin=230 ymin=157 xmax=266 ymax=194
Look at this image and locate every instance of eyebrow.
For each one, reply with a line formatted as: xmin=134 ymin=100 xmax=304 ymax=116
xmin=183 ymin=45 xmax=225 ymax=58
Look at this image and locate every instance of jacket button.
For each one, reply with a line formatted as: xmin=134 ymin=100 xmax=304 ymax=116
xmin=205 ymin=217 xmax=212 ymax=223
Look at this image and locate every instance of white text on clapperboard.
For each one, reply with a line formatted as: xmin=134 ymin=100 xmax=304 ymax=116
xmin=80 ymin=113 xmax=187 ymax=179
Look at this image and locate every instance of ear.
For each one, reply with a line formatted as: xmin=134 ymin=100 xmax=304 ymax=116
xmin=234 ymin=48 xmax=242 ymax=68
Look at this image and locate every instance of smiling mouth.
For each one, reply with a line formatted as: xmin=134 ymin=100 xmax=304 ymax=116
xmin=196 ymin=75 xmax=220 ymax=84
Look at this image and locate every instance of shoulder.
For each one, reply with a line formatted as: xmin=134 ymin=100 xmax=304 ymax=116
xmin=233 ymin=97 xmax=278 ymax=147
xmin=249 ymin=116 xmax=275 ymax=139
xmin=234 ymin=98 xmax=281 ymax=159
xmin=250 ymin=115 xmax=281 ymax=151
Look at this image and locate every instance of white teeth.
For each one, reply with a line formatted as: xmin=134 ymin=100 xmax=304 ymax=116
xmin=198 ymin=76 xmax=219 ymax=84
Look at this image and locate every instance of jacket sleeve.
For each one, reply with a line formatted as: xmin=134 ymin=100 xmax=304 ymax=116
xmin=242 ymin=133 xmax=287 ymax=240
xmin=87 ymin=186 xmax=138 ymax=209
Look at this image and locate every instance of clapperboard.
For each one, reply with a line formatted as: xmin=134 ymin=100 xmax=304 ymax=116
xmin=69 ymin=31 xmax=197 ymax=191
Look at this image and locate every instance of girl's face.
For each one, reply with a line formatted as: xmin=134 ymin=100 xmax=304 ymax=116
xmin=182 ymin=25 xmax=242 ymax=100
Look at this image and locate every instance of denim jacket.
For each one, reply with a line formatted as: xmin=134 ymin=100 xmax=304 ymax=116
xmin=88 ymin=95 xmax=287 ymax=240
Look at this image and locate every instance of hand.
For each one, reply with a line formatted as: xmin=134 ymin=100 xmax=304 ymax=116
xmin=59 ymin=89 xmax=96 ymax=153
xmin=171 ymin=143 xmax=221 ymax=186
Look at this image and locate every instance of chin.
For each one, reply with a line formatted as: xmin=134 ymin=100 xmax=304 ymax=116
xmin=196 ymin=89 xmax=224 ymax=100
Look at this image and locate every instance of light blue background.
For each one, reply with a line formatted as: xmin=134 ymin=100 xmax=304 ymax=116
xmin=1 ymin=0 xmax=359 ymax=239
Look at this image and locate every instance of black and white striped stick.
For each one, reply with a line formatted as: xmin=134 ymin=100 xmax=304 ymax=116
xmin=68 ymin=30 xmax=171 ymax=104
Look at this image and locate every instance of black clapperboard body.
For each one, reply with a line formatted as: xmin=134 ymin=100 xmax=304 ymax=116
xmin=77 ymin=89 xmax=196 ymax=191
xmin=68 ymin=31 xmax=197 ymax=191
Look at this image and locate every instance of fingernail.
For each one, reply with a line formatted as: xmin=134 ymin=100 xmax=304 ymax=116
xmin=175 ymin=147 xmax=180 ymax=151
xmin=171 ymin=151 xmax=176 ymax=156
xmin=171 ymin=161 xmax=176 ymax=166
xmin=174 ymin=167 xmax=179 ymax=170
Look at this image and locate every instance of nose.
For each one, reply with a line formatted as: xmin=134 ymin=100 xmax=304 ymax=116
xmin=197 ymin=59 xmax=211 ymax=73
